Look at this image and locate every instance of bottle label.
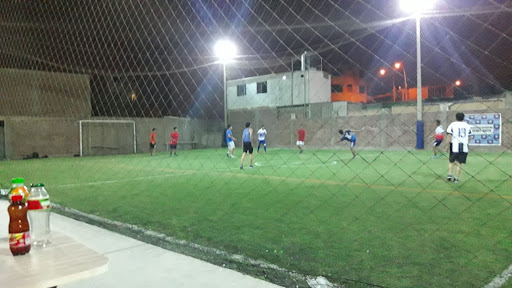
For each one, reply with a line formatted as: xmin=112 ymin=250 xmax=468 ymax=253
xmin=9 ymin=232 xmax=31 ymax=247
xmin=27 ymin=199 xmax=51 ymax=210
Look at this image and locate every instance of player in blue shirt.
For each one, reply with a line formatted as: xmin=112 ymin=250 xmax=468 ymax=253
xmin=337 ymin=129 xmax=357 ymax=158
xmin=225 ymin=125 xmax=236 ymax=158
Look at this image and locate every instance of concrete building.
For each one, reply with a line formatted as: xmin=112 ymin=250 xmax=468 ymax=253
xmin=226 ymin=70 xmax=331 ymax=110
xmin=331 ymin=71 xmax=368 ymax=103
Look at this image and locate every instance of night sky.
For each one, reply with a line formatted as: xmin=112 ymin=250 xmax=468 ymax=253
xmin=1 ymin=0 xmax=511 ymax=118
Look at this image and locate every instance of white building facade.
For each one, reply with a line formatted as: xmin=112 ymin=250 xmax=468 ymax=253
xmin=226 ymin=70 xmax=331 ymax=110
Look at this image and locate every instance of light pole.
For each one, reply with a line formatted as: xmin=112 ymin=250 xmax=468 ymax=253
xmin=379 ymin=68 xmax=396 ymax=102
xmin=400 ymin=0 xmax=437 ymax=149
xmin=394 ymin=62 xmax=407 ymax=101
xmin=214 ymin=39 xmax=237 ymax=128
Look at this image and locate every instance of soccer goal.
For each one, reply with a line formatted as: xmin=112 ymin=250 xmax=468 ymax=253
xmin=79 ymin=120 xmax=136 ymax=156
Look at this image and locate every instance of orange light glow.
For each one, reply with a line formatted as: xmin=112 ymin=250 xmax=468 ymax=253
xmin=379 ymin=69 xmax=386 ymax=76
xmin=455 ymin=80 xmax=461 ymax=86
xmin=394 ymin=62 xmax=402 ymax=69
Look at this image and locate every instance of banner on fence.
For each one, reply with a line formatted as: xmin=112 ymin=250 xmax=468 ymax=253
xmin=466 ymin=113 xmax=501 ymax=146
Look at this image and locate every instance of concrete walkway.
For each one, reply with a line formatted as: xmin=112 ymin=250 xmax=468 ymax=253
xmin=0 ymin=200 xmax=282 ymax=288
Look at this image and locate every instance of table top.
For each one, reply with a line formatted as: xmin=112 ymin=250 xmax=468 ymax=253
xmin=0 ymin=231 xmax=109 ymax=288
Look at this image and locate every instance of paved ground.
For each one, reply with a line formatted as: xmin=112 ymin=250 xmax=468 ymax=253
xmin=0 ymin=200 xmax=282 ymax=288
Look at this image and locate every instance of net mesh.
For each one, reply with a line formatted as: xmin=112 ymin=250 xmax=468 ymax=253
xmin=1 ymin=1 xmax=511 ymax=287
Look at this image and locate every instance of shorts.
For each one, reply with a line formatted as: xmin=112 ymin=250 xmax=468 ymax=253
xmin=169 ymin=144 xmax=177 ymax=149
xmin=149 ymin=143 xmax=156 ymax=149
xmin=433 ymin=139 xmax=443 ymax=147
xmin=341 ymin=137 xmax=356 ymax=147
xmin=227 ymin=141 xmax=235 ymax=149
xmin=243 ymin=142 xmax=253 ymax=154
xmin=296 ymin=141 xmax=304 ymax=146
xmin=258 ymin=140 xmax=266 ymax=145
xmin=449 ymin=145 xmax=468 ymax=164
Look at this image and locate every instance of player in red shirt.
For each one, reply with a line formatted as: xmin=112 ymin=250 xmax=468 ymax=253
xmin=297 ymin=126 xmax=306 ymax=154
xmin=169 ymin=127 xmax=179 ymax=157
xmin=149 ymin=128 xmax=156 ymax=156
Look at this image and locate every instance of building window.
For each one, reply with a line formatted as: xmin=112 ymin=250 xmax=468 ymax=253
xmin=331 ymin=84 xmax=343 ymax=93
xmin=359 ymin=85 xmax=365 ymax=94
xmin=237 ymin=84 xmax=246 ymax=96
xmin=257 ymin=81 xmax=267 ymax=94
xmin=347 ymin=84 xmax=353 ymax=92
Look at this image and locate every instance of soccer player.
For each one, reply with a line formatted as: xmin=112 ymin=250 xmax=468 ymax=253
xmin=297 ymin=125 xmax=306 ymax=154
xmin=149 ymin=128 xmax=157 ymax=156
xmin=169 ymin=127 xmax=179 ymax=157
xmin=446 ymin=112 xmax=472 ymax=183
xmin=257 ymin=125 xmax=267 ymax=153
xmin=240 ymin=122 xmax=254 ymax=169
xmin=225 ymin=124 xmax=236 ymax=158
xmin=432 ymin=120 xmax=445 ymax=158
xmin=337 ymin=129 xmax=357 ymax=158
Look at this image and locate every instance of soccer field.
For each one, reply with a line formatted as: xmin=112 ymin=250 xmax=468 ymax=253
xmin=3 ymin=149 xmax=512 ymax=287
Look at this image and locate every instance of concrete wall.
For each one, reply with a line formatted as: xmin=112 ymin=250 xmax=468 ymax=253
xmin=226 ymin=71 xmax=330 ymax=109
xmin=0 ymin=69 xmax=91 ymax=118
xmin=227 ymin=100 xmax=511 ymax=152
xmin=0 ymin=116 xmax=224 ymax=159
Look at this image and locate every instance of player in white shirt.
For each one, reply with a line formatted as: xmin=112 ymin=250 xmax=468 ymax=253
xmin=432 ymin=120 xmax=445 ymax=158
xmin=445 ymin=112 xmax=473 ymax=183
xmin=257 ymin=125 xmax=267 ymax=153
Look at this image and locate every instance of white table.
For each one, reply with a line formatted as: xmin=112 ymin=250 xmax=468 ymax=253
xmin=0 ymin=231 xmax=108 ymax=288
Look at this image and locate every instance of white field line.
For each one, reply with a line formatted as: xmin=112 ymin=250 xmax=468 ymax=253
xmin=52 ymin=172 xmax=197 ymax=188
xmin=484 ymin=264 xmax=512 ymax=288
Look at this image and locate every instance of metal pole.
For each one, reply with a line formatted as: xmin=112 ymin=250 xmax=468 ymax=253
xmin=416 ymin=16 xmax=424 ymax=149
xmin=223 ymin=63 xmax=227 ymax=127
xmin=291 ymin=58 xmax=294 ymax=106
xmin=402 ymin=65 xmax=409 ymax=101
xmin=392 ymin=73 xmax=396 ymax=102
xmin=301 ymin=52 xmax=307 ymax=118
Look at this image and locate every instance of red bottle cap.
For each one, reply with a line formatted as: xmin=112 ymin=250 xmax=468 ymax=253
xmin=11 ymin=195 xmax=23 ymax=202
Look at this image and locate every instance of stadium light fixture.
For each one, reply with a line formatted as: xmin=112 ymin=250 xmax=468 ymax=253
xmin=455 ymin=80 xmax=462 ymax=86
xmin=214 ymin=39 xmax=237 ymax=63
xmin=214 ymin=39 xmax=237 ymax=127
xmin=399 ymin=0 xmax=437 ymax=15
xmin=400 ymin=0 xmax=437 ymax=149
xmin=379 ymin=68 xmax=386 ymax=76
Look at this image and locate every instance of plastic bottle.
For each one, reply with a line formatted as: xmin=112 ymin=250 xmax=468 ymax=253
xmin=27 ymin=183 xmax=52 ymax=247
xmin=8 ymin=194 xmax=31 ymax=255
xmin=9 ymin=178 xmax=29 ymax=203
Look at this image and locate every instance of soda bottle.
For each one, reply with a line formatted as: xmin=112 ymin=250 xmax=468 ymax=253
xmin=27 ymin=183 xmax=52 ymax=247
xmin=9 ymin=178 xmax=29 ymax=203
xmin=8 ymin=194 xmax=31 ymax=256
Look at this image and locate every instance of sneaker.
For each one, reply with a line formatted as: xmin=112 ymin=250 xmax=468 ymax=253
xmin=249 ymin=165 xmax=254 ymax=168
xmin=446 ymin=174 xmax=453 ymax=182
xmin=299 ymin=150 xmax=303 ymax=154
xmin=431 ymin=155 xmax=437 ymax=159
xmin=227 ymin=153 xmax=230 ymax=158
xmin=240 ymin=166 xmax=243 ymax=170
xmin=454 ymin=178 xmax=459 ymax=183
xmin=230 ymin=155 xmax=235 ymax=158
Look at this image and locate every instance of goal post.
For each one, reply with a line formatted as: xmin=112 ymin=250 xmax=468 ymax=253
xmin=79 ymin=120 xmax=136 ymax=156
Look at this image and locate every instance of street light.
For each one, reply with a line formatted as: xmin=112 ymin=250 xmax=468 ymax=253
xmin=394 ymin=61 xmax=408 ymax=100
xmin=455 ymin=80 xmax=462 ymax=86
xmin=400 ymin=0 xmax=437 ymax=149
xmin=379 ymin=68 xmax=397 ymax=102
xmin=214 ymin=39 xmax=237 ymax=128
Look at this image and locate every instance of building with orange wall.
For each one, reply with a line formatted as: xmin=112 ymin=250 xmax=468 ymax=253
xmin=331 ymin=71 xmax=367 ymax=103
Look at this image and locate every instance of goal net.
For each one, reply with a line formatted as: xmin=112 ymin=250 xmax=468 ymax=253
xmin=79 ymin=120 xmax=136 ymax=156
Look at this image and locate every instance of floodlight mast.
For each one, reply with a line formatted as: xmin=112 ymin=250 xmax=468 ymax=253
xmin=214 ymin=40 xmax=237 ymax=128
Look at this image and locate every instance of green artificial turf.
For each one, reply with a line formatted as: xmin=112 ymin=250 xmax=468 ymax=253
xmin=2 ymin=148 xmax=511 ymax=287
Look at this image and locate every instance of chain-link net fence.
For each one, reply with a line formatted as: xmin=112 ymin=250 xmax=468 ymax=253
xmin=1 ymin=1 xmax=511 ymax=287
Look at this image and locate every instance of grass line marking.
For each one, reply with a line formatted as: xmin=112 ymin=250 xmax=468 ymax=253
xmin=484 ymin=264 xmax=512 ymax=288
